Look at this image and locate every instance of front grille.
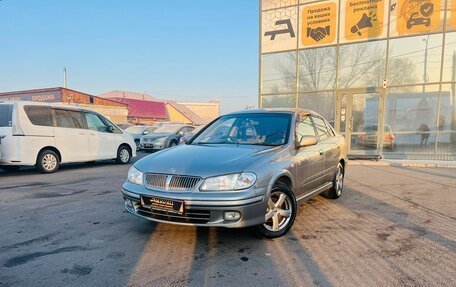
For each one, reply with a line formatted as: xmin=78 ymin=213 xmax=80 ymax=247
xmin=144 ymin=174 xmax=201 ymax=191
xmin=136 ymin=206 xmax=210 ymax=224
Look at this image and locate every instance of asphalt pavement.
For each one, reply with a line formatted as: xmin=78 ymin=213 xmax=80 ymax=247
xmin=0 ymin=153 xmax=455 ymax=287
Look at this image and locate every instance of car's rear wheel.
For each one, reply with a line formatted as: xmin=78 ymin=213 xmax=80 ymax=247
xmin=255 ymin=183 xmax=297 ymax=239
xmin=323 ymin=162 xmax=344 ymax=199
xmin=116 ymin=146 xmax=131 ymax=164
xmin=36 ymin=150 xmax=60 ymax=173
xmin=0 ymin=165 xmax=21 ymax=172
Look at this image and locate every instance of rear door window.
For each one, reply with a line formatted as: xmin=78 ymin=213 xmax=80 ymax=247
xmin=0 ymin=105 xmax=13 ymax=127
xmin=296 ymin=115 xmax=316 ymax=141
xmin=54 ymin=109 xmax=85 ymax=129
xmin=312 ymin=116 xmax=330 ymax=140
xmin=24 ymin=106 xmax=54 ymax=127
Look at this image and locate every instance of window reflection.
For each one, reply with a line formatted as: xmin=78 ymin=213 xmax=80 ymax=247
xmin=262 ymin=94 xmax=296 ymax=108
xmin=338 ymin=40 xmax=386 ymax=88
xmin=261 ymin=52 xmax=297 ymax=94
xmin=298 ymin=91 xmax=335 ymax=123
xmin=298 ymin=47 xmax=336 ymax=92
xmin=388 ymin=34 xmax=443 ymax=86
xmin=385 ymin=85 xmax=439 ymax=133
xmin=442 ymin=32 xmax=456 ymax=82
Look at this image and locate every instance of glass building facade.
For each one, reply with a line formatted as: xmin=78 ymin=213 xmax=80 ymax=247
xmin=260 ymin=0 xmax=456 ymax=160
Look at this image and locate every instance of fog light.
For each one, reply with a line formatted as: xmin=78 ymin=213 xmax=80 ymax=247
xmin=125 ymin=199 xmax=133 ymax=208
xmin=223 ymin=211 xmax=241 ymax=221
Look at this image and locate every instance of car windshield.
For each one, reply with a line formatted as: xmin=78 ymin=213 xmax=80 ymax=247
xmin=126 ymin=126 xmax=146 ymax=133
xmin=153 ymin=125 xmax=182 ymax=134
xmin=191 ymin=113 xmax=291 ymax=146
xmin=0 ymin=105 xmax=13 ymax=127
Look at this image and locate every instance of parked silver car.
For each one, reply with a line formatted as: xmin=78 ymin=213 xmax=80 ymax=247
xmin=122 ymin=109 xmax=347 ymax=238
xmin=139 ymin=124 xmax=195 ymax=151
xmin=125 ymin=125 xmax=158 ymax=151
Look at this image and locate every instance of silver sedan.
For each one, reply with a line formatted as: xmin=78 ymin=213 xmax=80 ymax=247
xmin=122 ymin=109 xmax=347 ymax=238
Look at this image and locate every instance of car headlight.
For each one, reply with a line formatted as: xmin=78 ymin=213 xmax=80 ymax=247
xmin=154 ymin=137 xmax=166 ymax=143
xmin=128 ymin=166 xmax=143 ymax=185
xmin=200 ymin=173 xmax=256 ymax=191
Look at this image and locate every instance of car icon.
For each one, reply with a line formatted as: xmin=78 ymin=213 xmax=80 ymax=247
xmin=407 ymin=12 xmax=431 ymax=29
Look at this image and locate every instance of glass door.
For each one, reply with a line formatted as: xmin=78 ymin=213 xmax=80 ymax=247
xmin=336 ymin=91 xmax=381 ymax=156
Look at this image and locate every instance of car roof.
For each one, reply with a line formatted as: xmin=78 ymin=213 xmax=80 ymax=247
xmin=224 ymin=108 xmax=318 ymax=117
xmin=0 ymin=100 xmax=97 ymax=113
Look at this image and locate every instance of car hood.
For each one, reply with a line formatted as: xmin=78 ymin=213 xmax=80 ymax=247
xmin=134 ymin=144 xmax=279 ymax=178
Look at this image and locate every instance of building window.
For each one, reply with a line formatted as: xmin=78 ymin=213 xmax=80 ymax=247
xmin=388 ymin=34 xmax=443 ymax=86
xmin=298 ymin=46 xmax=336 ymax=92
xmin=262 ymin=94 xmax=296 ymax=108
xmin=261 ymin=51 xmax=297 ymax=94
xmin=338 ymin=40 xmax=387 ymax=89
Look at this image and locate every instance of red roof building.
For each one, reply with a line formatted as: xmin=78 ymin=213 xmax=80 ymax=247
xmin=108 ymin=97 xmax=168 ymax=124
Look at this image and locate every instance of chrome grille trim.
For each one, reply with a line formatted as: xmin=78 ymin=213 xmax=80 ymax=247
xmin=144 ymin=174 xmax=201 ymax=191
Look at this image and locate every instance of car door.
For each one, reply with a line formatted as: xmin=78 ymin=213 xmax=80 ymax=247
xmin=84 ymin=112 xmax=117 ymax=160
xmin=294 ymin=114 xmax=326 ymax=196
xmin=53 ymin=109 xmax=90 ymax=163
xmin=312 ymin=115 xmax=339 ymax=183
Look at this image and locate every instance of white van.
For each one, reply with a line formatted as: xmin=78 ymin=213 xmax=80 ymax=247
xmin=0 ymin=101 xmax=136 ymax=173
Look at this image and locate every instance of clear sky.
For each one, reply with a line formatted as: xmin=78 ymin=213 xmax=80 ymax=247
xmin=0 ymin=0 xmax=259 ymax=114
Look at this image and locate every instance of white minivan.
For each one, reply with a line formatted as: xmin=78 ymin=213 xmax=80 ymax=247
xmin=0 ymin=101 xmax=136 ymax=173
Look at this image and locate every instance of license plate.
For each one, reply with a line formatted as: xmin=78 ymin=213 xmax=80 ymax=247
xmin=144 ymin=144 xmax=153 ymax=148
xmin=140 ymin=196 xmax=185 ymax=215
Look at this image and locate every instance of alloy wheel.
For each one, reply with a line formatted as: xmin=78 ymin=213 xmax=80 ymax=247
xmin=120 ymin=149 xmax=130 ymax=163
xmin=263 ymin=191 xmax=293 ymax=232
xmin=42 ymin=154 xmax=57 ymax=171
xmin=335 ymin=165 xmax=344 ymax=196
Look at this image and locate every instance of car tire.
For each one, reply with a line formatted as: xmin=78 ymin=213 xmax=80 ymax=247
xmin=36 ymin=150 xmax=60 ymax=173
xmin=0 ymin=165 xmax=21 ymax=172
xmin=169 ymin=140 xmax=177 ymax=148
xmin=255 ymin=182 xmax=297 ymax=239
xmin=323 ymin=162 xmax=344 ymax=199
xmin=116 ymin=145 xmax=131 ymax=164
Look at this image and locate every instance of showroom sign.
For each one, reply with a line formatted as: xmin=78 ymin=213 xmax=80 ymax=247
xmin=300 ymin=2 xmax=338 ymax=47
xmin=396 ymin=0 xmax=440 ymax=35
xmin=261 ymin=7 xmax=298 ymax=53
xmin=344 ymin=0 xmax=385 ymax=41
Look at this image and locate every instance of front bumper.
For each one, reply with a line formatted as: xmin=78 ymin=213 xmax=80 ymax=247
xmin=121 ymin=183 xmax=267 ymax=228
xmin=140 ymin=142 xmax=165 ymax=150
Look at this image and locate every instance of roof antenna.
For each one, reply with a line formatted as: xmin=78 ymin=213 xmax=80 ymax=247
xmin=63 ymin=67 xmax=68 ymax=88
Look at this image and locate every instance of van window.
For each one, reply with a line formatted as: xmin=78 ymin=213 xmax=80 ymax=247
xmin=85 ymin=113 xmax=109 ymax=132
xmin=24 ymin=106 xmax=54 ymax=127
xmin=55 ymin=109 xmax=84 ymax=129
xmin=0 ymin=105 xmax=13 ymax=127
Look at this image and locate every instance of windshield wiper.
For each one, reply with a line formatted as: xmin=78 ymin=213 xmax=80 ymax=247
xmin=225 ymin=136 xmax=239 ymax=145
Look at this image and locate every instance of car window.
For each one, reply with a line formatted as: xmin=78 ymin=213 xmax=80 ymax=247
xmin=101 ymin=116 xmax=122 ymax=134
xmin=296 ymin=115 xmax=316 ymax=141
xmin=193 ymin=113 xmax=291 ymax=146
xmin=312 ymin=116 xmax=330 ymax=140
xmin=24 ymin=106 xmax=54 ymax=127
xmin=0 ymin=105 xmax=13 ymax=127
xmin=54 ymin=109 xmax=84 ymax=129
xmin=144 ymin=127 xmax=156 ymax=133
xmin=85 ymin=113 xmax=109 ymax=132
xmin=325 ymin=120 xmax=335 ymax=137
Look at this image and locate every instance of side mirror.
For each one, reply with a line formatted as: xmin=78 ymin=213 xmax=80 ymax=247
xmin=143 ymin=131 xmax=149 ymax=135
xmin=296 ymin=135 xmax=318 ymax=148
xmin=108 ymin=126 xmax=115 ymax=133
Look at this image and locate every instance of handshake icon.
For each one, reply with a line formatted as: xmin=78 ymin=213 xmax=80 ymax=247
xmin=306 ymin=26 xmax=331 ymax=42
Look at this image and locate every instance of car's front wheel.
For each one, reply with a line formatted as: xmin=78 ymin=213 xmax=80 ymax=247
xmin=255 ymin=183 xmax=297 ymax=239
xmin=116 ymin=146 xmax=131 ymax=164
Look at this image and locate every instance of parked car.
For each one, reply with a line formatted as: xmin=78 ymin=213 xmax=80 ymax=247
xmin=139 ymin=124 xmax=195 ymax=151
xmin=122 ymin=109 xmax=347 ymax=238
xmin=355 ymin=124 xmax=396 ymax=151
xmin=179 ymin=125 xmax=205 ymax=144
xmin=125 ymin=125 xmax=158 ymax=150
xmin=0 ymin=101 xmax=136 ymax=173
